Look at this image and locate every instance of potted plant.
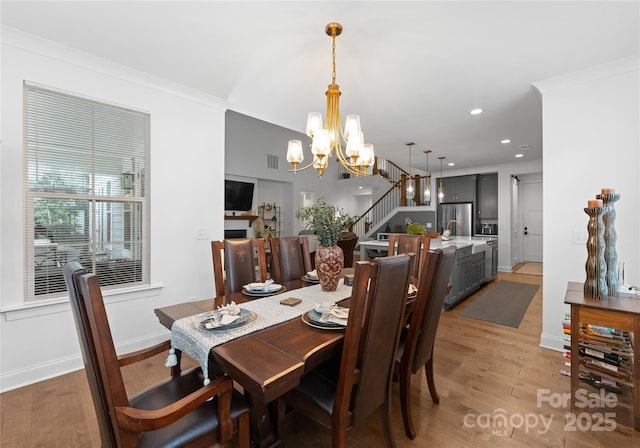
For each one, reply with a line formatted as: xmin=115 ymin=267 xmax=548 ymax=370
xmin=404 ymin=217 xmax=426 ymax=235
xmin=297 ymin=199 xmax=355 ymax=291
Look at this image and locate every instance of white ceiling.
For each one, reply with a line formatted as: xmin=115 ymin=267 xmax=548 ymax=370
xmin=2 ymin=1 xmax=638 ymax=173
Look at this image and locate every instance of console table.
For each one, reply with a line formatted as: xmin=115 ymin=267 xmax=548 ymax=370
xmin=565 ymin=281 xmax=640 ymax=433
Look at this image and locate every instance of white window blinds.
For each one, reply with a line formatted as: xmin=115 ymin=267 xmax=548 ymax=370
xmin=24 ymin=83 xmax=150 ymax=301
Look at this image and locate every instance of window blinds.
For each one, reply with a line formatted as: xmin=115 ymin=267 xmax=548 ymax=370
xmin=24 ymin=82 xmax=150 ymax=301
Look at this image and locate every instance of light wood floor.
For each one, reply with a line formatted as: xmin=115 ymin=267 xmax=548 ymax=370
xmin=2 ymin=271 xmax=639 ymax=447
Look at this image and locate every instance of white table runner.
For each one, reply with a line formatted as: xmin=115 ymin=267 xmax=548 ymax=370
xmin=168 ymin=280 xmax=352 ymax=383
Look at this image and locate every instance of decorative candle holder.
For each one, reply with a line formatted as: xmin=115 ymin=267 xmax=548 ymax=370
xmin=584 ymin=206 xmax=608 ymax=300
xmin=596 ymin=193 xmax=620 ymax=296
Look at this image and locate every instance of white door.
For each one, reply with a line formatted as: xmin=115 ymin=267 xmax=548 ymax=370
xmin=523 ymin=181 xmax=543 ymax=262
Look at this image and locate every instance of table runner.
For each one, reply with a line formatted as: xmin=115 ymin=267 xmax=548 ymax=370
xmin=167 ymin=280 xmax=352 ymax=383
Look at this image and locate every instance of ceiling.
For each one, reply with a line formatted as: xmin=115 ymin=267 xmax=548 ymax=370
xmin=2 ymin=1 xmax=638 ymax=173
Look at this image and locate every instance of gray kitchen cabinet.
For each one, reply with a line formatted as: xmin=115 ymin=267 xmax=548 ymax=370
xmin=438 ymin=175 xmax=476 ymax=203
xmin=444 ymin=245 xmax=487 ymax=309
xmin=477 ymin=173 xmax=498 ymax=219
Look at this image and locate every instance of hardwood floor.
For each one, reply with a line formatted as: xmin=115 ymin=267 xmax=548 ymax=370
xmin=2 ymin=271 xmax=638 ymax=447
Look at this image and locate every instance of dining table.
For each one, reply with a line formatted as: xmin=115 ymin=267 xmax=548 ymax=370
xmin=154 ymin=275 xmax=354 ymax=448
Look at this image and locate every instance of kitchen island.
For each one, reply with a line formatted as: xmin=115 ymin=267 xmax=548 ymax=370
xmin=358 ymin=235 xmax=498 ymax=308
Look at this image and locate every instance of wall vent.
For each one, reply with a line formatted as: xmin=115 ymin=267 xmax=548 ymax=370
xmin=267 ymin=154 xmax=279 ymax=170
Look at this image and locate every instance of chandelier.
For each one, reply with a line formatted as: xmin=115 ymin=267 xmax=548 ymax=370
xmin=286 ymin=22 xmax=374 ymax=177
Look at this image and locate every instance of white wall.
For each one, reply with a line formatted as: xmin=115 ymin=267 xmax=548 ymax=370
xmin=533 ymin=57 xmax=640 ymax=352
xmin=0 ymin=28 xmax=228 ymax=391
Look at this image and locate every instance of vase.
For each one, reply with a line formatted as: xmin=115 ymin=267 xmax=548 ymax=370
xmin=597 ymin=193 xmax=620 ymax=296
xmin=315 ymin=245 xmax=344 ymax=292
xmin=584 ymin=205 xmax=608 ymax=300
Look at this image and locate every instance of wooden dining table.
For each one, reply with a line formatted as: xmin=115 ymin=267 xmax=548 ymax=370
xmin=154 ymin=277 xmax=352 ymax=448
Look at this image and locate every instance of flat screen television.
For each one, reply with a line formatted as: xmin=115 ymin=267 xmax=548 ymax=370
xmin=225 ymin=180 xmax=255 ymax=211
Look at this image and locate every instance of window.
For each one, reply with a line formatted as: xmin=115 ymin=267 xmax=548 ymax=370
xmin=24 ymin=83 xmax=150 ymax=301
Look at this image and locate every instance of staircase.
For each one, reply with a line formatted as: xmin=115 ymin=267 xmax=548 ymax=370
xmin=340 ymin=156 xmax=431 ymax=240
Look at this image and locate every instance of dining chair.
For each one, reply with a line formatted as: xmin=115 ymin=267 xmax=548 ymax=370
xmin=387 ymin=234 xmax=431 ymax=281
xmin=276 ymin=254 xmax=413 ymax=448
xmin=336 ymin=232 xmax=359 ymax=268
xmin=270 ymin=236 xmax=313 ymax=284
xmin=395 ymin=245 xmax=456 ymax=439
xmin=64 ymin=261 xmax=250 ymax=448
xmin=212 ymin=238 xmax=268 ymax=296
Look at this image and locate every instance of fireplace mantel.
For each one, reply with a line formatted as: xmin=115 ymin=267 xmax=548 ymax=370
xmin=224 ymin=215 xmax=259 ymax=226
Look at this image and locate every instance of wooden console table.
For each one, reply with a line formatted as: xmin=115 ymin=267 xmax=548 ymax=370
xmin=565 ymin=281 xmax=640 ymax=433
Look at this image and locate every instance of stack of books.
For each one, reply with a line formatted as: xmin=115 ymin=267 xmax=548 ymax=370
xmin=577 ymin=323 xmax=634 ymax=394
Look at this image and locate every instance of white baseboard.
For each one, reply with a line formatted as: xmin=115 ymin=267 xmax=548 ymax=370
xmin=539 ymin=333 xmax=566 ymax=352
xmin=0 ymin=331 xmax=168 ymax=393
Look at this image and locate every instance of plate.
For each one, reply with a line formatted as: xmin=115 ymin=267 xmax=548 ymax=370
xmin=301 ymin=274 xmax=320 ymax=284
xmin=301 ymin=311 xmax=346 ymax=330
xmin=242 ymin=285 xmax=286 ymax=297
xmin=198 ymin=308 xmax=256 ymax=331
xmin=307 ymin=309 xmax=346 ymax=328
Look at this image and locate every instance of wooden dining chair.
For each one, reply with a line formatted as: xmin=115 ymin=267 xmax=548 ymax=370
xmin=336 ymin=232 xmax=359 ymax=268
xmin=395 ymin=246 xmax=456 ymax=439
xmin=212 ymin=238 xmax=268 ymax=296
xmin=270 ymin=236 xmax=313 ymax=284
xmin=276 ymin=254 xmax=413 ymax=448
xmin=387 ymin=234 xmax=431 ymax=281
xmin=64 ymin=262 xmax=250 ymax=448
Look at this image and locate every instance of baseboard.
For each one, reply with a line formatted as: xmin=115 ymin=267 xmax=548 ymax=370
xmin=539 ymin=333 xmax=565 ymax=353
xmin=0 ymin=331 xmax=168 ymax=393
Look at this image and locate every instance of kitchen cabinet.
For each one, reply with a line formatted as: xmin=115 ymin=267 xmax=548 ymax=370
xmin=477 ymin=173 xmax=498 ymax=219
xmin=444 ymin=245 xmax=486 ymax=309
xmin=438 ymin=175 xmax=476 ymax=203
xmin=565 ymin=282 xmax=639 ymax=433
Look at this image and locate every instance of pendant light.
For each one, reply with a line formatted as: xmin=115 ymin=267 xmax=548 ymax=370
xmin=406 ymin=142 xmax=415 ymax=200
xmin=423 ymin=150 xmax=432 ymax=203
xmin=438 ymin=156 xmax=445 ymax=200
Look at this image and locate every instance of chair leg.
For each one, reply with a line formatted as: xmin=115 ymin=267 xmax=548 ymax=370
xmin=399 ymin=366 xmax=416 ymax=440
xmin=236 ymin=411 xmax=250 ymax=448
xmin=379 ymin=400 xmax=397 ymax=448
xmin=425 ymin=356 xmax=440 ymax=404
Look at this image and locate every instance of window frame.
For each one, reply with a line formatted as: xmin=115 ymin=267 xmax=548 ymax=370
xmin=23 ymin=82 xmax=150 ymax=302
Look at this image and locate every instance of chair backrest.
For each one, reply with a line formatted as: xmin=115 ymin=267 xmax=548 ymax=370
xmin=337 ymin=234 xmax=359 ymax=268
xmin=408 ymin=246 xmax=456 ymax=374
xmin=335 ymin=254 xmax=412 ymax=428
xmin=270 ymin=236 xmax=313 ymax=283
xmin=387 ymin=234 xmax=431 ymax=280
xmin=70 ymin=268 xmax=131 ymax=446
xmin=212 ymin=238 xmax=268 ymax=296
xmin=64 ymin=262 xmax=117 ymax=448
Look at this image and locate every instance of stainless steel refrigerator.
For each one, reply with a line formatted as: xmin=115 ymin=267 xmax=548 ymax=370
xmin=438 ymin=203 xmax=473 ymax=236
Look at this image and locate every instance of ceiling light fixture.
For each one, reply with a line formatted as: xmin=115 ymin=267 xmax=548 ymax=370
xmin=423 ymin=149 xmax=432 ymax=203
xmin=470 ymin=108 xmax=483 ymax=115
xmin=448 ymin=162 xmax=455 ymax=166
xmin=286 ymin=22 xmax=374 ymax=177
xmin=406 ymin=142 xmax=415 ymax=200
xmin=501 ymin=139 xmax=511 ymax=144
xmin=515 ymin=153 xmax=524 ymax=158
xmin=438 ymin=156 xmax=445 ymax=200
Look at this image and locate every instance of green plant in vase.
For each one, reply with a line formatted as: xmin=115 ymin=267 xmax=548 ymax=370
xmin=405 ymin=217 xmax=426 ymax=235
xmin=297 ymin=199 xmax=355 ymax=291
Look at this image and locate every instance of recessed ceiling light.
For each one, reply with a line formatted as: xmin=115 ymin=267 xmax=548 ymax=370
xmin=358 ymin=186 xmax=363 ymax=189
xmin=501 ymin=139 xmax=511 ymax=144
xmin=470 ymin=108 xmax=483 ymax=115
xmin=515 ymin=153 xmax=524 ymax=158
xmin=448 ymin=162 xmax=455 ymax=166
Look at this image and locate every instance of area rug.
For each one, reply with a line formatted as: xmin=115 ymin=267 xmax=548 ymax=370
xmin=459 ymin=281 xmax=539 ymax=328
xmin=515 ymin=262 xmax=543 ymax=276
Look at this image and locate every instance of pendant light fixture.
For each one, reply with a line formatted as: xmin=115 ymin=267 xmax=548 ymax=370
xmin=423 ymin=149 xmax=432 ymax=203
xmin=438 ymin=156 xmax=445 ymax=200
xmin=406 ymin=142 xmax=415 ymax=200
